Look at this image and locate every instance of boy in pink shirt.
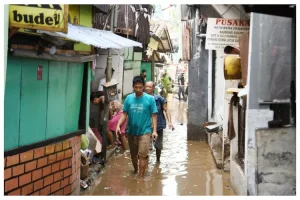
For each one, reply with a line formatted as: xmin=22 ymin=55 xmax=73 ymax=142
xmin=108 ymin=100 xmax=127 ymax=151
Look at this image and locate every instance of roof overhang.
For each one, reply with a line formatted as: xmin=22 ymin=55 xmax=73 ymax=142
xmin=38 ymin=23 xmax=143 ymax=49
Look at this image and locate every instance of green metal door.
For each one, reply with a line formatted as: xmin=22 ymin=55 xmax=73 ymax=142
xmin=141 ymin=62 xmax=152 ymax=82
xmin=5 ymin=57 xmax=22 ymax=150
xmin=19 ymin=58 xmax=49 ymax=146
xmin=5 ymin=56 xmax=84 ymax=151
xmin=46 ymin=61 xmax=68 ymax=139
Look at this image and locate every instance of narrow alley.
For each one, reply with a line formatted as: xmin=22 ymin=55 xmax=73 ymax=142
xmin=3 ymin=4 xmax=296 ymax=197
xmin=84 ymin=96 xmax=234 ymax=196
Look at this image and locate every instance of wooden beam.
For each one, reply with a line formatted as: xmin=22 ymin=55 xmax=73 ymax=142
xmin=11 ymin=44 xmax=91 ymax=55
xmin=9 ymin=28 xmax=20 ymax=38
xmin=13 ymin=49 xmax=96 ymax=63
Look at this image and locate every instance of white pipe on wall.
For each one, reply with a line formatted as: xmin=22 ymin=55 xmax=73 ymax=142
xmin=208 ymin=50 xmax=213 ymax=121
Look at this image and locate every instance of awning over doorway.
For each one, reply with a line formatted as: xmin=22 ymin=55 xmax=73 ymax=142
xmin=38 ymin=23 xmax=143 ymax=49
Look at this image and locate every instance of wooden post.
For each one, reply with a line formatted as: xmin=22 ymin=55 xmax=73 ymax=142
xmin=101 ymin=5 xmax=115 ymax=162
xmin=151 ymin=50 xmax=155 ymax=82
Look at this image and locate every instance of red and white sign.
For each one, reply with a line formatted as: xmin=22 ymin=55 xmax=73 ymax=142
xmin=205 ymin=18 xmax=250 ymax=50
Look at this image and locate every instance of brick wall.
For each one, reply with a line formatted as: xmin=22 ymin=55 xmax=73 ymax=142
xmin=4 ymin=135 xmax=81 ymax=196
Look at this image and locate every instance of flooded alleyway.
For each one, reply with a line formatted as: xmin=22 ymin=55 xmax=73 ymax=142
xmin=85 ymin=95 xmax=234 ymax=196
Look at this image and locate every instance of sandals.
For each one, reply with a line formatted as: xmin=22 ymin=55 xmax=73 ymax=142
xmin=80 ymin=180 xmax=88 ymax=189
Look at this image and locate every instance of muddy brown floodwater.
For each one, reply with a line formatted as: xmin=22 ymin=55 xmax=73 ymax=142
xmin=86 ymin=95 xmax=234 ymax=196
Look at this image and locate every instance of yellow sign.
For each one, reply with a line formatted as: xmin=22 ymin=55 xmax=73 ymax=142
xmin=9 ymin=4 xmax=68 ymax=33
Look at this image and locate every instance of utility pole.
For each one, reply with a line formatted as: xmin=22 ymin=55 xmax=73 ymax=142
xmin=101 ymin=5 xmax=115 ymax=163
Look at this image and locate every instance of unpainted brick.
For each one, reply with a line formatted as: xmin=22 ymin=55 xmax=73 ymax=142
xmin=8 ymin=188 xmax=21 ymax=196
xmin=34 ymin=179 xmax=44 ymax=191
xmin=57 ymin=152 xmax=64 ymax=161
xmin=19 ymin=172 xmax=32 ymax=186
xmin=60 ymin=159 xmax=69 ymax=170
xmin=63 ymin=185 xmax=71 ymax=195
xmin=63 ymin=141 xmax=70 ymax=150
xmin=31 ymin=191 xmax=40 ymax=196
xmin=21 ymin=183 xmax=33 ymax=195
xmin=48 ymin=154 xmax=57 ymax=164
xmin=6 ymin=154 xmax=19 ymax=167
xmin=55 ymin=189 xmax=64 ymax=196
xmin=53 ymin=171 xmax=64 ymax=182
xmin=4 ymin=168 xmax=12 ymax=180
xmin=32 ymin=169 xmax=42 ymax=181
xmin=44 ymin=175 xmax=54 ymax=187
xmin=34 ymin=147 xmax=45 ymax=159
xmin=25 ymin=160 xmax=37 ymax=172
xmin=64 ymin=149 xmax=73 ymax=158
xmin=55 ymin=143 xmax=63 ymax=152
xmin=63 ymin=168 xmax=72 ymax=177
xmin=42 ymin=165 xmax=52 ymax=177
xmin=51 ymin=181 xmax=61 ymax=193
xmin=45 ymin=145 xmax=55 ymax=155
xmin=5 ymin=177 xmax=18 ymax=192
xmin=37 ymin=157 xmax=47 ymax=168
xmin=61 ymin=177 xmax=69 ymax=188
xmin=40 ymin=186 xmax=51 ymax=196
xmin=13 ymin=164 xmax=24 ymax=176
xmin=20 ymin=150 xmax=33 ymax=163
xmin=52 ymin=162 xmax=60 ymax=173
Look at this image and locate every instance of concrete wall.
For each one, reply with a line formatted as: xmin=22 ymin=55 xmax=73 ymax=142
xmin=244 ymin=13 xmax=274 ymax=195
xmin=122 ymin=51 xmax=142 ymax=97
xmin=230 ymin=159 xmax=246 ymax=195
xmin=208 ymin=4 xmax=248 ymax=196
xmin=91 ymin=49 xmax=124 ymax=102
xmin=256 ymin=127 xmax=296 ymax=195
xmin=210 ymin=50 xmax=225 ymax=124
xmin=230 ymin=100 xmax=246 ymax=195
xmin=187 ymin=18 xmax=208 ymax=141
xmin=187 ymin=5 xmax=221 ymax=141
xmin=123 ymin=68 xmax=134 ymax=96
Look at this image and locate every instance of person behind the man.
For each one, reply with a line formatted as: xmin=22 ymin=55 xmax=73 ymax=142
xmin=140 ymin=69 xmax=147 ymax=82
xmin=98 ymin=67 xmax=115 ymax=96
xmin=177 ymin=72 xmax=185 ymax=101
xmin=160 ymin=69 xmax=172 ymax=99
xmin=145 ymin=81 xmax=174 ymax=163
xmin=116 ymin=76 xmax=158 ymax=178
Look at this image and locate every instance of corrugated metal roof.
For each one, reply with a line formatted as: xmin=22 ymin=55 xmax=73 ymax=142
xmin=38 ymin=23 xmax=142 ymax=49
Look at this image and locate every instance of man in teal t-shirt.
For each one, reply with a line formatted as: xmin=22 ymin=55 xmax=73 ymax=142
xmin=116 ymin=76 xmax=158 ymax=178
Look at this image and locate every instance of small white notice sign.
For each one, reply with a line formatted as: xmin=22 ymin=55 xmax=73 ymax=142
xmin=205 ymin=18 xmax=250 ymax=50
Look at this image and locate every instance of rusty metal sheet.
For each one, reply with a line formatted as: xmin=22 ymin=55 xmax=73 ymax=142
xmin=239 ymin=32 xmax=249 ymax=85
xmin=182 ymin=21 xmax=191 ymax=61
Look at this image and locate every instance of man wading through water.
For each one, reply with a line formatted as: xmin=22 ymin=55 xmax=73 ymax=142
xmin=145 ymin=81 xmax=174 ymax=163
xmin=116 ymin=76 xmax=158 ymax=178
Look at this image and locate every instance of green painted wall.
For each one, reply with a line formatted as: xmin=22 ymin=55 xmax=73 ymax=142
xmin=124 ymin=60 xmax=134 ymax=70
xmin=124 ymin=48 xmax=133 ymax=60
xmin=74 ymin=5 xmax=92 ymax=52
xmin=133 ymin=61 xmax=141 ymax=77
xmin=5 ymin=56 xmax=84 ymax=151
xmin=141 ymin=62 xmax=152 ymax=82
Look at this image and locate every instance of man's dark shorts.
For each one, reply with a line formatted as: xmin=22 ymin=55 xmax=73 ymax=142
xmin=154 ymin=129 xmax=164 ymax=150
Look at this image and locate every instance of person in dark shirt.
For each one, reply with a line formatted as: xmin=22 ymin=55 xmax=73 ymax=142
xmin=145 ymin=81 xmax=174 ymax=163
xmin=178 ymin=73 xmax=185 ymax=101
xmin=140 ymin=69 xmax=147 ymax=82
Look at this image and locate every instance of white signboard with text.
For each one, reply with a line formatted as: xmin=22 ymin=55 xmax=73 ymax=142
xmin=205 ymin=18 xmax=250 ymax=50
